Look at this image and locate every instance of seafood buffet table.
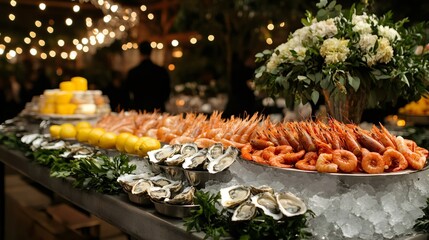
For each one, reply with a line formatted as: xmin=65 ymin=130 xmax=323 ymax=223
xmin=0 ymin=145 xmax=204 ymax=240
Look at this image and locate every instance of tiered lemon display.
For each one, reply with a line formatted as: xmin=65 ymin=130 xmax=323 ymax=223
xmin=37 ymin=76 xmax=110 ymax=117
xmin=399 ymin=95 xmax=429 ymax=116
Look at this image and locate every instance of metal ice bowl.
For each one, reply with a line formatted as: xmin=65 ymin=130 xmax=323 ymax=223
xmin=183 ymin=169 xmax=232 ymax=188
xmin=127 ymin=192 xmax=153 ymax=206
xmin=156 ymin=164 xmax=185 ymax=181
xmin=151 ymin=200 xmax=199 ymax=218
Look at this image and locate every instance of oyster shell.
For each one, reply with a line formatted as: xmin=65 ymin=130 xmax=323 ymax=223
xmin=275 ymin=192 xmax=307 ymax=217
xmin=41 ymin=140 xmax=66 ymax=150
xmin=148 ymin=186 xmax=171 ymax=201
xmin=231 ymin=201 xmax=257 ymax=221
xmin=182 ymin=149 xmax=208 ymax=169
xmin=207 ymin=146 xmax=238 ymax=173
xmin=165 ymin=186 xmax=195 ymax=205
xmin=180 ymin=143 xmax=198 ymax=156
xmin=148 ymin=144 xmax=181 ymax=164
xmin=250 ymin=185 xmax=275 ymax=195
xmin=131 ymin=179 xmax=153 ymax=196
xmin=163 ymin=180 xmax=183 ymax=193
xmin=21 ymin=133 xmax=42 ymax=144
xmin=117 ymin=173 xmax=154 ymax=192
xmin=251 ymin=192 xmax=282 ymax=220
xmin=220 ymin=185 xmax=251 ymax=208
xmin=150 ymin=176 xmax=174 ymax=187
xmin=207 ymin=143 xmax=224 ymax=162
xmin=164 ymin=154 xmax=186 ymax=166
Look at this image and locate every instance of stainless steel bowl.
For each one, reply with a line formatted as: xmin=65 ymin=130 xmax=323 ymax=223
xmin=184 ymin=169 xmax=232 ymax=188
xmin=157 ymin=164 xmax=185 ymax=181
xmin=151 ymin=200 xmax=199 ymax=218
xmin=127 ymin=192 xmax=153 ymax=206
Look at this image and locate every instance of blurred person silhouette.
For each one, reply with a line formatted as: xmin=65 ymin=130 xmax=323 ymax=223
xmin=124 ymin=41 xmax=171 ymax=112
xmin=103 ymin=71 xmax=130 ymax=112
xmin=223 ymin=54 xmax=257 ymax=118
xmin=0 ymin=76 xmax=21 ymax=122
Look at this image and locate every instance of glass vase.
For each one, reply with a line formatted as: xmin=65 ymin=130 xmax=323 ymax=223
xmin=322 ymin=87 xmax=368 ymax=123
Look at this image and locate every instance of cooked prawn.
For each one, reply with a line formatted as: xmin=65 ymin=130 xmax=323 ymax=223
xmin=295 ymin=152 xmax=317 ymax=171
xmin=268 ymin=155 xmax=293 ymax=168
xmin=383 ymin=148 xmax=407 ymax=172
xmin=261 ymin=146 xmax=276 ymax=160
xmin=240 ymin=144 xmax=253 ymax=161
xmin=316 ymin=153 xmax=338 ymax=173
xmin=250 ymin=139 xmax=275 ymax=150
xmin=332 ymin=149 xmax=358 ymax=173
xmin=281 ymin=150 xmax=306 ymax=164
xmin=361 ymin=152 xmax=384 ymax=174
xmin=275 ymin=145 xmax=293 ymax=154
xmin=404 ymin=151 xmax=426 ymax=170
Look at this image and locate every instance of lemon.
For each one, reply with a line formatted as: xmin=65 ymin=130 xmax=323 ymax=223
xmin=124 ymin=135 xmax=139 ymax=154
xmin=87 ymin=128 xmax=106 ymax=146
xmin=115 ymin=132 xmax=133 ymax=152
xmin=59 ymin=123 xmax=77 ymax=139
xmin=75 ymin=121 xmax=92 ymax=130
xmin=49 ymin=125 xmax=61 ymax=139
xmin=76 ymin=128 xmax=92 ymax=142
xmin=98 ymin=132 xmax=117 ymax=149
xmin=136 ymin=137 xmax=161 ymax=157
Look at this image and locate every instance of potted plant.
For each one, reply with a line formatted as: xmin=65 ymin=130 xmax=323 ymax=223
xmin=254 ymin=0 xmax=429 ymax=123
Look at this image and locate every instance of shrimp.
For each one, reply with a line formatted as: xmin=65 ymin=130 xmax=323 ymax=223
xmin=295 ymin=126 xmax=317 ymax=152
xmin=361 ymin=152 xmax=384 ymax=174
xmin=316 ymin=153 xmax=338 ymax=173
xmin=250 ymin=139 xmax=275 ymax=150
xmin=281 ymin=150 xmax=306 ymax=164
xmin=252 ymin=155 xmax=268 ymax=165
xmin=416 ymin=146 xmax=429 ymax=158
xmin=332 ymin=149 xmax=358 ymax=173
xmin=240 ymin=144 xmax=253 ymax=160
xmin=404 ymin=152 xmax=426 ymax=170
xmin=295 ymin=152 xmax=317 ymax=171
xmin=194 ymin=138 xmax=218 ymax=148
xmin=261 ymin=146 xmax=276 ymax=160
xmin=354 ymin=128 xmax=385 ymax=154
xmin=275 ymin=145 xmax=293 ymax=154
xmin=343 ymin=130 xmax=362 ymax=157
xmin=268 ymin=155 xmax=293 ymax=168
xmin=383 ymin=148 xmax=407 ymax=172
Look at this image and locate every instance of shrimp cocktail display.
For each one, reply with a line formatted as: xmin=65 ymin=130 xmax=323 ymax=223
xmin=241 ymin=119 xmax=428 ymax=174
xmin=94 ymin=112 xmax=428 ymax=175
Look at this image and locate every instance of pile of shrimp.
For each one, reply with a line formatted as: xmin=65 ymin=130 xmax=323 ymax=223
xmin=240 ymin=119 xmax=429 ymax=174
xmin=95 ymin=111 xmax=263 ymax=149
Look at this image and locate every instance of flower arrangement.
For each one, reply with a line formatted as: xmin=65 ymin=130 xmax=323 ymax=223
xmin=254 ymin=0 xmax=429 ymax=122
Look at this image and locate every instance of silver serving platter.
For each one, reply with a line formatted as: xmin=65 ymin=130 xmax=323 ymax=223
xmin=183 ymin=169 xmax=232 ymax=188
xmin=127 ymin=191 xmax=153 ymax=206
xmin=151 ymin=200 xmax=199 ymax=218
xmin=237 ymin=157 xmax=429 ymax=178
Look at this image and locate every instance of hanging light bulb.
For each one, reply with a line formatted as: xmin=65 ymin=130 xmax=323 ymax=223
xmin=39 ymin=3 xmax=46 ymax=10
xmin=49 ymin=50 xmax=56 ymax=57
xmin=73 ymin=5 xmax=80 ymax=13
xmin=65 ymin=18 xmax=73 ymax=26
xmin=35 ymin=20 xmax=42 ymax=27
xmin=9 ymin=14 xmax=15 ymax=21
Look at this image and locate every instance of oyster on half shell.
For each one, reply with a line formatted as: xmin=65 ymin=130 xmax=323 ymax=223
xmin=207 ymin=143 xmax=224 ymax=162
xmin=180 ymin=143 xmax=198 ymax=156
xmin=220 ymin=185 xmax=251 ymax=208
xmin=251 ymin=192 xmax=283 ymax=220
xmin=275 ymin=192 xmax=307 ymax=217
xmin=148 ymin=144 xmax=181 ymax=164
xmin=164 ymin=186 xmax=196 ymax=205
xmin=182 ymin=149 xmax=208 ymax=169
xmin=131 ymin=179 xmax=154 ymax=196
xmin=231 ymin=201 xmax=256 ymax=221
xmin=207 ymin=146 xmax=238 ymax=173
xmin=148 ymin=186 xmax=171 ymax=201
xmin=250 ymin=185 xmax=275 ymax=195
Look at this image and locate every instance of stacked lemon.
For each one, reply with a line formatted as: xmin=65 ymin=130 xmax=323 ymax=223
xmin=399 ymin=95 xmax=429 ymax=116
xmin=49 ymin=121 xmax=160 ymax=155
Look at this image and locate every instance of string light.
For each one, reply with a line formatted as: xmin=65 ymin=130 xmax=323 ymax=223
xmin=58 ymin=39 xmax=65 ymax=47
xmin=9 ymin=14 xmax=15 ymax=21
xmin=38 ymin=39 xmax=45 ymax=46
xmin=69 ymin=51 xmax=77 ymax=60
xmin=103 ymin=15 xmax=111 ymax=23
xmin=147 ymin=13 xmax=154 ymax=20
xmin=72 ymin=39 xmax=79 ymax=45
xmin=111 ymin=5 xmax=118 ymax=12
xmin=40 ymin=52 xmax=47 ymax=59
xmin=10 ymin=0 xmax=16 ymax=7
xmin=279 ymin=22 xmax=286 ymax=27
xmin=35 ymin=20 xmax=42 ymax=27
xmin=4 ymin=36 xmax=11 ymax=43
xmin=30 ymin=48 xmax=37 ymax=56
xmin=266 ymin=38 xmax=273 ymax=45
xmin=65 ymin=18 xmax=73 ymax=26
xmin=60 ymin=52 xmax=68 ymax=59
xmin=39 ymin=3 xmax=46 ymax=10
xmin=29 ymin=31 xmax=36 ymax=38
xmin=0 ymin=45 xmax=5 ymax=55
xmin=190 ymin=38 xmax=197 ymax=44
xmin=47 ymin=26 xmax=54 ymax=33
xmin=126 ymin=42 xmax=132 ymax=49
xmin=8 ymin=50 xmax=16 ymax=58
xmin=156 ymin=42 xmax=163 ymax=49
xmin=73 ymin=5 xmax=80 ymax=13
xmin=81 ymin=38 xmax=89 ymax=45
xmin=15 ymin=47 xmax=22 ymax=54
xmin=24 ymin=37 xmax=31 ymax=44
xmin=150 ymin=42 xmax=157 ymax=48
xmin=119 ymin=25 xmax=125 ymax=32
xmin=267 ymin=23 xmax=274 ymax=30
xmin=49 ymin=50 xmax=56 ymax=57
xmin=132 ymin=43 xmax=138 ymax=49
xmin=121 ymin=44 xmax=127 ymax=51
xmin=76 ymin=44 xmax=83 ymax=50
xmin=82 ymin=46 xmax=89 ymax=52
xmin=140 ymin=5 xmax=147 ymax=11
xmin=171 ymin=40 xmax=179 ymax=47
xmin=168 ymin=64 xmax=175 ymax=71
xmin=208 ymin=35 xmax=215 ymax=41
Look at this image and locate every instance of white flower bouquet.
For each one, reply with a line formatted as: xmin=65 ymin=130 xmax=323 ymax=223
xmin=254 ymin=0 xmax=429 ymax=122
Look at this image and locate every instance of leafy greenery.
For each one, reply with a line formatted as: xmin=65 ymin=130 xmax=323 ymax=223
xmin=413 ymin=198 xmax=429 ymax=233
xmin=184 ymin=190 xmax=313 ymax=240
xmin=70 ymin=154 xmax=136 ymax=195
xmin=254 ymin=0 xmax=429 ymax=110
xmin=0 ymin=132 xmax=30 ymax=153
xmin=184 ymin=191 xmax=229 ymax=240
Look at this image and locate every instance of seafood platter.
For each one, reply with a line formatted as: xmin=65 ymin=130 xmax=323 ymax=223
xmin=95 ymin=111 xmax=429 ymax=177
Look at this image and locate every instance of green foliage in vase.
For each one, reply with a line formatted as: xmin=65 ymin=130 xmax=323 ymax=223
xmin=254 ymin=0 xmax=429 ymax=109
